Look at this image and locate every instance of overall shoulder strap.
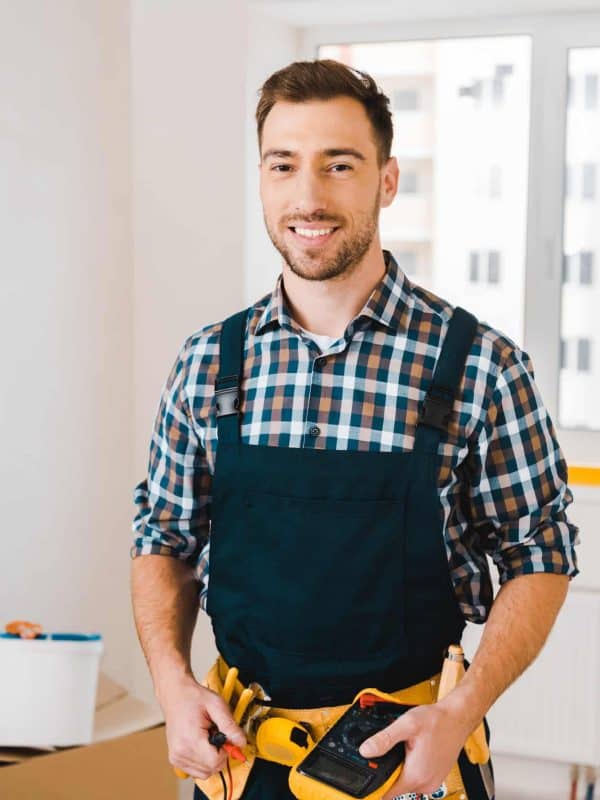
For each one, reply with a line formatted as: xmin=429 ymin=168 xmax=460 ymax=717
xmin=413 ymin=306 xmax=479 ymax=455
xmin=215 ymin=307 xmax=249 ymax=444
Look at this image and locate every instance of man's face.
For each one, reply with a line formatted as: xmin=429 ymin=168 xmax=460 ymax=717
xmin=259 ymin=96 xmax=397 ymax=282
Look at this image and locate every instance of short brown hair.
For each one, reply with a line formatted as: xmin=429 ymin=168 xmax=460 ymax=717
xmin=256 ymin=59 xmax=394 ymax=169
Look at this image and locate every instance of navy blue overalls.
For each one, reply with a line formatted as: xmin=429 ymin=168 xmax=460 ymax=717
xmin=194 ymin=304 xmax=493 ymax=799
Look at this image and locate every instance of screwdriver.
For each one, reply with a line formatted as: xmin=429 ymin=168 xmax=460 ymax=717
xmin=208 ymin=725 xmax=247 ymax=763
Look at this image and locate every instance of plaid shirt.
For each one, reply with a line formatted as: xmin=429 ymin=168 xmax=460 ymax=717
xmin=131 ymin=249 xmax=580 ymax=623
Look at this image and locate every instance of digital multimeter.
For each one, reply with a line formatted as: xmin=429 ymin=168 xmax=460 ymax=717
xmin=288 ymin=688 xmax=414 ymax=800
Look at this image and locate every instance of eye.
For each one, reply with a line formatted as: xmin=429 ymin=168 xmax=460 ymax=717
xmin=330 ymin=164 xmax=352 ymax=172
xmin=270 ymin=164 xmax=292 ymax=172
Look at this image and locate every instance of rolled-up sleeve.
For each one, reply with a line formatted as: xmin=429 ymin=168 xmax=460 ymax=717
xmin=130 ymin=339 xmax=210 ymax=564
xmin=464 ymin=346 xmax=580 ymax=585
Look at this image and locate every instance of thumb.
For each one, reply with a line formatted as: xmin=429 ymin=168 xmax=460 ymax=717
xmin=206 ymin=695 xmax=247 ymax=747
xmin=359 ymin=711 xmax=418 ymax=759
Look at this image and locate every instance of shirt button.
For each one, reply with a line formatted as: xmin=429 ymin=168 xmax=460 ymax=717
xmin=308 ymin=426 xmax=321 ymax=437
xmin=315 ymin=357 xmax=326 ymax=369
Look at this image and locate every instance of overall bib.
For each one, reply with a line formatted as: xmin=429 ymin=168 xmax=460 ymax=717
xmin=194 ymin=305 xmax=493 ymax=800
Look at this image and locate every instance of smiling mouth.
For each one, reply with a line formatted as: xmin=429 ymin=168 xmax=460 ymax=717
xmin=288 ymin=226 xmax=340 ymax=245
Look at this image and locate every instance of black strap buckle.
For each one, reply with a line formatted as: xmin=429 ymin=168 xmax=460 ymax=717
xmin=418 ymin=385 xmax=455 ymax=432
xmin=215 ymin=374 xmax=240 ymax=418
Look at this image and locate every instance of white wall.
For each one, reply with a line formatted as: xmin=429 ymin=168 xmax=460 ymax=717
xmin=131 ymin=0 xmax=252 ymax=702
xmin=244 ymin=9 xmax=301 ymax=305
xmin=0 ymin=1 xmax=133 ymax=684
xmin=0 ymin=0 xmax=255 ymax=706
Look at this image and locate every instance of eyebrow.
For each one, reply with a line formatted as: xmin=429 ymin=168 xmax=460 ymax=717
xmin=262 ymin=147 xmax=367 ymax=163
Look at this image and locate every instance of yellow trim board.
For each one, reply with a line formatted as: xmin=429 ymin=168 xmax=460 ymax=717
xmin=569 ymin=466 xmax=600 ymax=486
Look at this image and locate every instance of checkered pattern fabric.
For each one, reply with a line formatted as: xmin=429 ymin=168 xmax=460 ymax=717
xmin=131 ymin=250 xmax=579 ymax=622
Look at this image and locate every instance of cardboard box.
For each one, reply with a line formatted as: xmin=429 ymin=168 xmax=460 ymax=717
xmin=0 ymin=672 xmax=181 ymax=799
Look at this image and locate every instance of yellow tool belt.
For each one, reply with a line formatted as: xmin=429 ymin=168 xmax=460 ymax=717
xmin=195 ymin=654 xmax=472 ymax=800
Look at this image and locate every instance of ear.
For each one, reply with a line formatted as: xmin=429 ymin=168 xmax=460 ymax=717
xmin=380 ymin=156 xmax=399 ymax=209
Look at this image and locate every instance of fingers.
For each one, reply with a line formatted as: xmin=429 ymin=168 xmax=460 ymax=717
xmin=384 ymin=757 xmax=445 ymax=799
xmin=358 ymin=711 xmax=418 ymax=758
xmin=169 ymin=730 xmax=229 ymax=780
xmin=205 ymin=692 xmax=247 ymax=747
xmin=165 ymin=683 xmax=247 ymax=780
xmin=357 ymin=709 xmax=446 ymax=798
xmin=384 ymin=701 xmax=470 ymax=797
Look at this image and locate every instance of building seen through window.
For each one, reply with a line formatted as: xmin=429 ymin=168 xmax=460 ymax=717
xmin=559 ymin=48 xmax=600 ymax=429
xmin=319 ymin=36 xmax=531 ymax=349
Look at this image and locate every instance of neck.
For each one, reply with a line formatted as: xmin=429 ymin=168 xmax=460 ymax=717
xmin=281 ymin=244 xmax=387 ymax=338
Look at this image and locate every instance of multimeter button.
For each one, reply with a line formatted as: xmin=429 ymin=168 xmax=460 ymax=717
xmin=345 ymin=724 xmax=371 ymax=746
xmin=368 ymin=761 xmax=379 ymax=769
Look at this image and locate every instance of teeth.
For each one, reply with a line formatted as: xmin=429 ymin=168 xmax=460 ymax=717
xmin=294 ymin=227 xmax=335 ymax=237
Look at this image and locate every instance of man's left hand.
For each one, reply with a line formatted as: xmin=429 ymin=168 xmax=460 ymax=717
xmin=358 ymin=697 xmax=476 ymax=798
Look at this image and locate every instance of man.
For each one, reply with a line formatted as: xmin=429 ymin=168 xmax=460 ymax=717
xmin=131 ymin=59 xmax=579 ymax=800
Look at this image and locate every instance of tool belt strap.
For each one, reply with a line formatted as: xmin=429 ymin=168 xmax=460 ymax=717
xmin=198 ymin=654 xmax=469 ymax=799
xmin=216 ymin=654 xmax=441 ymax=739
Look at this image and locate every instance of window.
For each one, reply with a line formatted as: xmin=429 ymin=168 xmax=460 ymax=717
xmin=395 ymin=250 xmax=418 ymax=273
xmin=560 ymin=47 xmax=600 ymax=429
xmin=492 ymin=74 xmax=505 ymax=105
xmin=577 ymin=338 xmax=592 ymax=371
xmin=488 ymin=251 xmax=501 ymax=283
xmin=398 ymin=170 xmax=418 ymax=194
xmin=319 ymin=36 xmax=530 ymax=347
xmin=585 ymin=74 xmax=598 ymax=109
xmin=469 ymin=251 xmax=479 ymax=282
xmin=582 ymin=163 xmax=597 ymax=199
xmin=309 ymin=28 xmax=600 ymax=439
xmin=459 ymin=79 xmax=483 ymax=101
xmin=393 ymin=89 xmax=419 ymax=111
xmin=560 ymin=338 xmax=567 ymax=370
xmin=565 ymin=164 xmax=573 ymax=197
xmin=560 ymin=338 xmax=593 ymax=370
xmin=567 ymin=75 xmax=575 ymax=107
xmin=580 ymin=251 xmax=594 ymax=284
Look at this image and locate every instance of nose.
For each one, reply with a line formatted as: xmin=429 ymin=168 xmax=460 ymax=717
xmin=291 ymin=167 xmax=331 ymax=217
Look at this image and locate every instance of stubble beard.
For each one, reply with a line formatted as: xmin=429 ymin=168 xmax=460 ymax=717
xmin=264 ymin=185 xmax=381 ymax=283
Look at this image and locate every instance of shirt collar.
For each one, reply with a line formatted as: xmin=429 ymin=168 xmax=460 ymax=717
xmin=254 ymin=249 xmax=412 ymax=336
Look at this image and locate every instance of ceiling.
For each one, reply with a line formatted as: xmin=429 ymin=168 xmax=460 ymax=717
xmin=249 ymin=0 xmax=600 ymax=25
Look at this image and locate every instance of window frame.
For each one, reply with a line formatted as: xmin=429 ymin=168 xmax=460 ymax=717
xmin=300 ymin=12 xmax=600 ymax=462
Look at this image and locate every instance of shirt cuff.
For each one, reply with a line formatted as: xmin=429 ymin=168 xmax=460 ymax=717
xmin=129 ymin=524 xmax=207 ymax=563
xmin=493 ymin=519 xmax=580 ymax=585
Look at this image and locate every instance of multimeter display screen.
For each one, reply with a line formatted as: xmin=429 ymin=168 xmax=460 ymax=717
xmin=299 ymin=751 xmax=373 ymax=795
xmin=295 ymin=697 xmax=413 ymax=798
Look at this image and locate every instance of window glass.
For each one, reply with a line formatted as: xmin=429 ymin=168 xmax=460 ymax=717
xmin=469 ymin=251 xmax=479 ymax=282
xmin=319 ymin=37 xmax=531 ymax=345
xmin=559 ymin=47 xmax=600 ymax=429
xmin=577 ymin=338 xmax=591 ymax=372
xmin=580 ymin=251 xmax=594 ymax=285
xmin=398 ymin=170 xmax=418 ymax=193
xmin=585 ymin=74 xmax=598 ymax=110
xmin=393 ymin=89 xmax=420 ymax=110
xmin=488 ymin=251 xmax=501 ymax=283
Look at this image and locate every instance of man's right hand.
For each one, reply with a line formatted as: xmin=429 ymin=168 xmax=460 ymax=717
xmin=159 ymin=677 xmax=247 ymax=780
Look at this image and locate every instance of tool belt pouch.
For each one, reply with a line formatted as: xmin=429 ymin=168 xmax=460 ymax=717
xmin=194 ymin=657 xmax=258 ymax=800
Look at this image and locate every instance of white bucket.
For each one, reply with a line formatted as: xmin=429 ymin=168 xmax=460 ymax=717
xmin=0 ymin=633 xmax=104 ymax=747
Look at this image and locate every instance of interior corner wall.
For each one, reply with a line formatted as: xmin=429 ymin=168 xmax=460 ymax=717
xmin=0 ymin=2 xmax=133 ymax=685
xmin=131 ymin=0 xmax=249 ymax=702
xmin=244 ymin=9 xmax=303 ymax=306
